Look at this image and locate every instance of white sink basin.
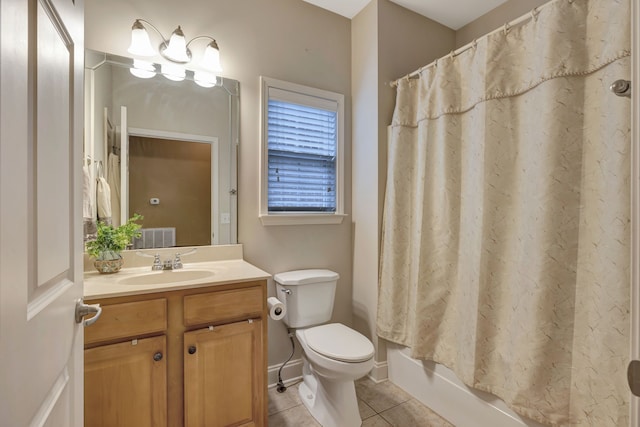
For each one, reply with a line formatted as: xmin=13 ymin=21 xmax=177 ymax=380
xmin=118 ymin=269 xmax=215 ymax=286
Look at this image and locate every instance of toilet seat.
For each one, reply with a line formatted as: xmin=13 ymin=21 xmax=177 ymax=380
xmin=303 ymin=323 xmax=374 ymax=363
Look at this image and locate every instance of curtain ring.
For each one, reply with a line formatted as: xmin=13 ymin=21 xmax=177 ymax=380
xmin=448 ymin=51 xmax=455 ymax=60
xmin=472 ymin=39 xmax=478 ymax=49
xmin=503 ymin=23 xmax=510 ymax=35
xmin=434 ymin=58 xmax=438 ymax=68
xmin=530 ymin=7 xmax=539 ymax=21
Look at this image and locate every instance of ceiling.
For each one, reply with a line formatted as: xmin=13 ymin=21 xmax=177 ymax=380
xmin=303 ymin=0 xmax=510 ymax=30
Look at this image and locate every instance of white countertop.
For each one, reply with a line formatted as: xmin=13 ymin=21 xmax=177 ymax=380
xmin=84 ymin=259 xmax=271 ymax=300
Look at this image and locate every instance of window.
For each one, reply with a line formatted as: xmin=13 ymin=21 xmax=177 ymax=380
xmin=260 ymin=77 xmax=345 ymax=225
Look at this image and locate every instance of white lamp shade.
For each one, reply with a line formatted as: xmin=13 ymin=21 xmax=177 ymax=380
xmin=201 ymin=42 xmax=222 ymax=73
xmin=161 ymin=63 xmax=186 ymax=81
xmin=194 ymin=71 xmax=218 ymax=88
xmin=128 ymin=26 xmax=156 ymax=57
xmin=130 ymin=59 xmax=156 ymax=79
xmin=162 ymin=27 xmax=190 ymax=63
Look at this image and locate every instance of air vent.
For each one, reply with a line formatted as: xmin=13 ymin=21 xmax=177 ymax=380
xmin=133 ymin=227 xmax=176 ymax=249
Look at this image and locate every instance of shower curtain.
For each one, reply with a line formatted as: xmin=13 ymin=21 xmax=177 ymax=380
xmin=377 ymin=0 xmax=631 ymax=425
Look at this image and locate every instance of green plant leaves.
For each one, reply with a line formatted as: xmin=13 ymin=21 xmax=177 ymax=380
xmin=86 ymin=213 xmax=143 ymax=260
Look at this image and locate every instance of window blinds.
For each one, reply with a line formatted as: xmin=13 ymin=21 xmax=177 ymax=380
xmin=267 ymin=99 xmax=337 ymax=212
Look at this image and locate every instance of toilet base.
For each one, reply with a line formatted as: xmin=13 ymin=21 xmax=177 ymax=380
xmin=298 ymin=356 xmax=362 ymax=427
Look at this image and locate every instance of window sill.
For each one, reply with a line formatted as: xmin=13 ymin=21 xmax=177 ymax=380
xmin=259 ymin=213 xmax=347 ymax=226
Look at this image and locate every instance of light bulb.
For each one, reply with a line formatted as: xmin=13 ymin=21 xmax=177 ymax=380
xmin=130 ymin=59 xmax=156 ymax=79
xmin=161 ymin=63 xmax=185 ymax=81
xmin=194 ymin=71 xmax=218 ymax=88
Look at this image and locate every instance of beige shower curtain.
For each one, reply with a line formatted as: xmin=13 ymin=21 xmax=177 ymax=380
xmin=377 ymin=0 xmax=631 ymax=425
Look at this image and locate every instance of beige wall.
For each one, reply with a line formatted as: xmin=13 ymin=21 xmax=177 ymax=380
xmin=351 ymin=0 xmax=455 ymax=369
xmin=85 ymin=0 xmax=352 ymax=366
xmin=456 ymin=0 xmax=551 ymax=47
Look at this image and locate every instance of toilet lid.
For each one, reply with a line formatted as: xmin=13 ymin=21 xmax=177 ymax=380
xmin=304 ymin=323 xmax=374 ymax=363
xmin=274 ymin=269 xmax=339 ymax=286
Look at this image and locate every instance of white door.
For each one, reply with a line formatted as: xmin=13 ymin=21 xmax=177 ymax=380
xmin=0 ymin=0 xmax=85 ymax=425
xmin=120 ymin=106 xmax=129 ymax=224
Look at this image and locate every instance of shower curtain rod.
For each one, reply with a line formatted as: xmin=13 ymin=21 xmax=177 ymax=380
xmin=390 ymin=0 xmax=559 ymax=87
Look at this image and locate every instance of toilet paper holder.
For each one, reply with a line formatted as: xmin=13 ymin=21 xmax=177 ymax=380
xmin=267 ymin=296 xmax=286 ymax=321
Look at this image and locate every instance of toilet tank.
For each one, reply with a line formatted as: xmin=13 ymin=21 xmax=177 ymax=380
xmin=274 ymin=269 xmax=339 ymax=328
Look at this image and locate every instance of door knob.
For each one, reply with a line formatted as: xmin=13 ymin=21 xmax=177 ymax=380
xmin=188 ymin=345 xmax=197 ymax=355
xmin=153 ymin=352 xmax=163 ymax=361
xmin=75 ymin=299 xmax=102 ymax=327
xmin=610 ymin=79 xmax=631 ymax=98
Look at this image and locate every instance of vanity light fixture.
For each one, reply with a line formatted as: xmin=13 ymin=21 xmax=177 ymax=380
xmin=127 ymin=19 xmax=223 ymax=84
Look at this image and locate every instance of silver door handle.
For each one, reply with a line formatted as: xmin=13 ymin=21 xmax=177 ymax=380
xmin=75 ymin=299 xmax=102 ymax=327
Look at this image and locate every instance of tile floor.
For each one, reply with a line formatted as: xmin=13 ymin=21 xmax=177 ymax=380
xmin=268 ymin=377 xmax=453 ymax=426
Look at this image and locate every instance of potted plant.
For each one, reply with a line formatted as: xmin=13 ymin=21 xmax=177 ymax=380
xmin=86 ymin=214 xmax=143 ymax=274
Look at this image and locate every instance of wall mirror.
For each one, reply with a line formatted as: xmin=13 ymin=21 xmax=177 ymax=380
xmin=84 ymin=49 xmax=238 ymax=248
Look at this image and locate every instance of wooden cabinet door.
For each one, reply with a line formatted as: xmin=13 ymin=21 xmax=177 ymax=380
xmin=184 ymin=319 xmax=264 ymax=427
xmin=85 ymin=335 xmax=167 ymax=427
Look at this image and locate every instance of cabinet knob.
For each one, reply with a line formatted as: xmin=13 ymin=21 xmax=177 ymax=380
xmin=188 ymin=345 xmax=197 ymax=355
xmin=153 ymin=352 xmax=163 ymax=362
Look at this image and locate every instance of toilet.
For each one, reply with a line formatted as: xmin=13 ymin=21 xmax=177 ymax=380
xmin=274 ymin=269 xmax=375 ymax=427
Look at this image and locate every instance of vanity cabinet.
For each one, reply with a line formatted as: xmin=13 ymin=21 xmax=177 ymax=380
xmin=84 ymin=280 xmax=267 ymax=427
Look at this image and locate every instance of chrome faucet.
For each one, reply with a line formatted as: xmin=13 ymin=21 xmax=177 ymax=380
xmin=151 ymin=254 xmax=163 ymax=271
xmin=162 ymin=258 xmax=174 ymax=270
xmin=172 ymin=248 xmax=197 ymax=269
xmin=173 ymin=253 xmax=184 ymax=270
xmin=137 ymin=248 xmax=198 ymax=271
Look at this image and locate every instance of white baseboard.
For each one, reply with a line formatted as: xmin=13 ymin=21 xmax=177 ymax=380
xmin=387 ymin=344 xmax=546 ymax=427
xmin=367 ymin=359 xmax=389 ymax=383
xmin=268 ymin=358 xmax=303 ymax=388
